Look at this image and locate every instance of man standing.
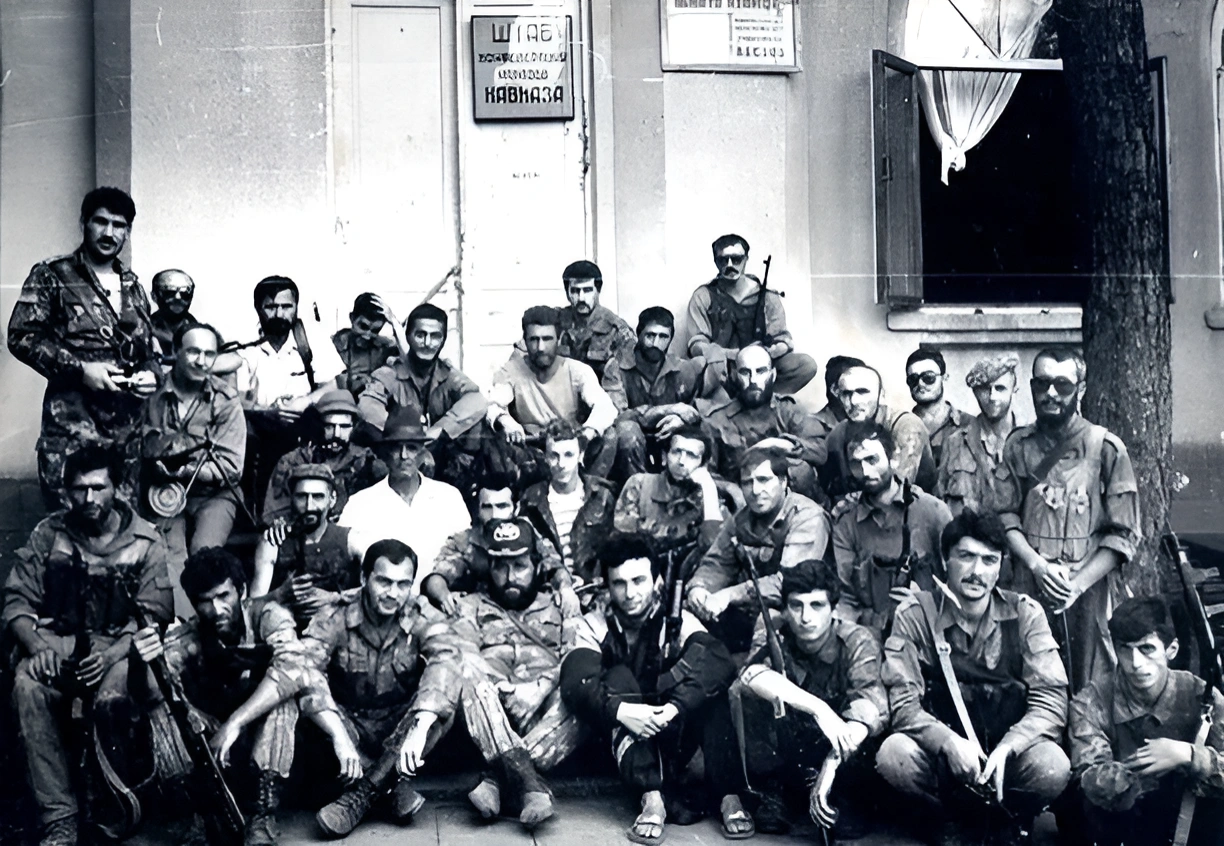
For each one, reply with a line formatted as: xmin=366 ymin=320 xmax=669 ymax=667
xmin=148 ymin=270 xmax=198 ymax=368
xmin=831 ymin=422 xmax=952 ymax=637
xmin=262 ymin=389 xmax=385 ymax=525
xmin=821 ymin=364 xmax=935 ymax=501
xmin=8 ymin=187 xmax=160 ymax=510
xmin=4 ymin=445 xmax=173 ymax=846
xmin=337 ymin=413 xmax=470 ymax=588
xmin=702 ymin=344 xmax=828 ymax=502
xmin=686 ymin=234 xmax=817 ymax=396
xmin=600 ymin=306 xmax=718 ymax=479
xmin=561 ymin=539 xmax=740 ymax=844
xmin=1067 ymin=597 xmax=1224 ymax=846
xmin=555 ymin=260 xmax=636 ymax=381
xmin=906 ymin=349 xmax=968 ymax=467
xmin=252 ymin=465 xmax=364 ymax=628
xmin=141 ymin=322 xmax=246 ymax=616
xmin=445 ymin=518 xmax=586 ymax=829
xmin=296 ymin=540 xmax=461 ymax=837
xmin=332 ymin=293 xmax=401 ymax=398
xmin=999 ymin=347 xmax=1141 ymax=693
xmin=937 ymin=353 xmax=1022 ymax=517
xmin=813 ymin=356 xmax=866 ymax=436
xmin=686 ymin=446 xmax=831 ymax=652
xmin=877 ymin=509 xmax=1070 ymax=846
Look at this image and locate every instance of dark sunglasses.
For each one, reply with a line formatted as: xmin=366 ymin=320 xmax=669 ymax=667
xmin=160 ymin=290 xmax=192 ymax=300
xmin=715 ymin=252 xmax=747 ymax=264
xmin=1031 ymin=376 xmax=1080 ymax=397
xmin=906 ymin=372 xmax=940 ymax=388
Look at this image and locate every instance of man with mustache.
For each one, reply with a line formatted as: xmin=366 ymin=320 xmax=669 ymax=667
xmin=357 ymin=302 xmax=488 ymax=491
xmin=906 ymin=349 xmax=968 ymax=467
xmin=8 ymin=187 xmax=160 ymax=511
xmin=686 ymin=233 xmax=817 ymax=396
xmin=262 ymin=389 xmax=385 ymax=525
xmin=702 ymin=344 xmax=827 ymax=503
xmin=821 ymin=363 xmax=936 ymax=502
xmin=129 ymin=548 xmax=323 ymax=846
xmin=937 ymin=353 xmax=1023 ymax=517
xmin=813 ymin=356 xmax=866 ymax=436
xmin=554 ymin=260 xmax=636 ymax=381
xmin=1066 ymin=597 xmax=1224 ymax=846
xmin=140 ymin=322 xmax=246 ymax=617
xmin=251 ymin=464 xmax=364 ymax=628
xmin=148 ymin=270 xmax=198 ymax=369
xmin=830 ymin=421 xmax=951 ymax=637
xmin=877 ymin=508 xmax=1070 ymax=846
xmin=560 ymin=538 xmax=739 ymax=844
xmin=332 ymin=293 xmax=402 ymax=398
xmin=686 ymin=445 xmax=831 ymax=652
xmin=599 ymin=306 xmax=721 ymax=480
xmin=4 ymin=444 xmax=173 ymax=846
xmin=443 ymin=518 xmax=585 ymax=830
xmin=997 ymin=347 xmax=1140 ymax=694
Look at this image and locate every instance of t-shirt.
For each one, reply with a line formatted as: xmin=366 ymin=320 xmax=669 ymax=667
xmin=548 ymin=485 xmax=586 ymax=567
xmin=96 ymin=269 xmax=123 ymax=315
xmin=487 ymin=352 xmax=617 ymax=436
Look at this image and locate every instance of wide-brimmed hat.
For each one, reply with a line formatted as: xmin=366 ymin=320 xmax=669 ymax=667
xmin=379 ymin=409 xmax=429 ymax=444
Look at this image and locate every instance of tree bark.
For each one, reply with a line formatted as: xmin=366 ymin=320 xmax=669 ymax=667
xmin=1051 ymin=0 xmax=1172 ymax=592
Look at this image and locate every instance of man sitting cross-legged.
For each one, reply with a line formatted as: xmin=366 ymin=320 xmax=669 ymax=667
xmin=560 ymin=537 xmax=739 ymax=844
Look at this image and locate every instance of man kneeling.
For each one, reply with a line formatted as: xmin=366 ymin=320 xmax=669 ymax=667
xmin=560 ymin=537 xmax=739 ymax=844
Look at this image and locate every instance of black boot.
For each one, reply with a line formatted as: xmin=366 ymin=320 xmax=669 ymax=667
xmin=245 ymin=772 xmax=284 ymax=846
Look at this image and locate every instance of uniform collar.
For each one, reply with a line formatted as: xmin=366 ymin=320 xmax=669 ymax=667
xmin=725 ymin=395 xmax=778 ymax=418
xmin=626 ymin=349 xmax=683 ymax=381
xmin=854 ymin=481 xmax=908 ymax=523
xmin=348 ymin=590 xmax=417 ymax=642
xmin=935 ymin=588 xmax=1017 ymax=636
xmin=52 ymin=500 xmax=159 ymax=548
xmin=1112 ymin=669 xmax=1192 ymax=725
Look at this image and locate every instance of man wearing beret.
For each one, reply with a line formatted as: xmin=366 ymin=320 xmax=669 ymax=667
xmin=262 ymin=389 xmax=386 ymax=526
xmin=936 ymin=353 xmax=1022 ymax=518
xmin=251 ymin=463 xmax=364 ymax=627
xmin=444 ymin=517 xmax=585 ymax=829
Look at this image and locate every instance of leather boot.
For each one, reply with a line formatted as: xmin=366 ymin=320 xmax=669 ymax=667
xmin=245 ymin=771 xmax=284 ymax=846
xmin=39 ymin=817 xmax=77 ymax=846
xmin=316 ymin=778 xmax=377 ymax=838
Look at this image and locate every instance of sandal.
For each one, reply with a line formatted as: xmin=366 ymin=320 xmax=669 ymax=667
xmin=720 ymin=795 xmax=756 ymax=840
xmin=627 ymin=795 xmax=667 ymax=844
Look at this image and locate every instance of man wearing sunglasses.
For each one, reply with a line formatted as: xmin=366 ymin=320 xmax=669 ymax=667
xmin=149 ymin=269 xmax=198 ymax=369
xmin=905 ymin=349 xmax=967 ymax=467
xmin=998 ymin=348 xmax=1140 ymax=695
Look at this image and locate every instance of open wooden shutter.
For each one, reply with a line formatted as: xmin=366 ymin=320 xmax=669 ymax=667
xmin=872 ymin=49 xmax=924 ymax=306
xmin=1150 ymin=56 xmax=1172 ymax=292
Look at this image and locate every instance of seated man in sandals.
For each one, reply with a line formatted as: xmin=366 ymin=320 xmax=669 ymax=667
xmin=735 ymin=558 xmax=888 ymax=840
xmin=560 ymin=537 xmax=743 ymax=843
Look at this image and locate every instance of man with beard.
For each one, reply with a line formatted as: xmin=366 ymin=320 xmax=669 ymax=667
xmin=262 ymin=389 xmax=385 ymax=525
xmin=686 ymin=234 xmax=817 ymax=396
xmin=4 ymin=445 xmax=173 ymax=846
xmin=444 ymin=518 xmax=586 ymax=829
xmin=332 ymin=293 xmax=402 ymax=398
xmin=148 ymin=270 xmax=198 ymax=369
xmin=813 ymin=356 xmax=866 ymax=436
xmin=554 ymin=260 xmax=636 ymax=381
xmin=560 ymin=538 xmax=740 ymax=844
xmin=357 ymin=302 xmax=488 ymax=490
xmin=423 ymin=472 xmax=576 ymax=617
xmin=877 ymin=509 xmax=1070 ymax=846
xmin=998 ymin=347 xmax=1140 ymax=694
xmin=141 ymin=322 xmax=246 ymax=617
xmin=686 ymin=445 xmax=831 ymax=652
xmin=600 ymin=306 xmax=720 ymax=480
xmin=702 ymin=344 xmax=827 ymax=503
xmin=821 ymin=364 xmax=935 ymax=502
xmin=337 ymin=412 xmax=470 ymax=588
xmin=8 ymin=187 xmax=160 ymax=511
xmin=252 ymin=465 xmax=364 ymax=628
xmin=907 ymin=349 xmax=968 ymax=467
xmin=295 ymin=539 xmax=461 ymax=838
xmin=831 ymin=421 xmax=952 ymax=637
xmin=129 ymin=548 xmax=322 ymax=846
xmin=734 ymin=558 xmax=888 ymax=839
xmin=937 ymin=353 xmax=1023 ymax=518
xmin=489 ymin=305 xmax=618 ymax=448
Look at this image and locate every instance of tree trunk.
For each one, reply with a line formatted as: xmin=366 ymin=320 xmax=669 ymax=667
xmin=1051 ymin=0 xmax=1172 ymax=592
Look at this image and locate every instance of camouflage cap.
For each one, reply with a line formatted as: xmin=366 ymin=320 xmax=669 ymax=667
xmin=483 ymin=517 xmax=535 ymax=558
xmin=288 ymin=463 xmax=336 ymax=488
xmin=965 ymin=353 xmax=1021 ymax=389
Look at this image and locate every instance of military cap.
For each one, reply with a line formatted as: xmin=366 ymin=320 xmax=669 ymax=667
xmin=484 ymin=517 xmax=535 ymax=558
xmin=289 ymin=463 xmax=336 ymax=488
xmin=313 ymin=389 xmax=360 ymax=417
xmin=965 ymin=353 xmax=1021 ymax=388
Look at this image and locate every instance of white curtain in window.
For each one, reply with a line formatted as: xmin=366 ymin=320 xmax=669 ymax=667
xmin=904 ymin=0 xmax=1052 ymax=183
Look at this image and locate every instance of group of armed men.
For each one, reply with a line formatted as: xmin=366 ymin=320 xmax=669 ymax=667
xmin=2 ymin=186 xmax=1221 ymax=846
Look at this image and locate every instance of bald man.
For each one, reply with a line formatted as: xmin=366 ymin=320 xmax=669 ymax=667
xmin=819 ymin=365 xmax=934 ymax=502
xmin=701 ymin=344 xmax=827 ymax=503
xmin=150 ymin=269 xmax=198 ymax=367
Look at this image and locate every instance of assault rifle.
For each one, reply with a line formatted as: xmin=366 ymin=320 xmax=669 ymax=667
xmin=660 ymin=537 xmax=698 ymax=663
xmin=752 ymin=254 xmax=778 ymax=345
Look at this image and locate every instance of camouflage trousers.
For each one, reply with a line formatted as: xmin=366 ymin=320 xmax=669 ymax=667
xmin=460 ymin=677 xmax=586 ymax=772
xmin=38 ymin=386 xmax=144 ymax=512
xmin=333 ymin=703 xmax=454 ymax=789
xmin=149 ymin=695 xmax=299 ymax=781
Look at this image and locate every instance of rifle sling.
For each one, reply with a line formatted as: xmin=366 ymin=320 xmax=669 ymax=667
xmin=291 ymin=319 xmax=316 ymax=391
xmin=1022 ymin=428 xmax=1083 ymax=498
xmin=915 ymin=591 xmax=986 ymax=760
xmin=1172 ymin=701 xmax=1214 ymax=846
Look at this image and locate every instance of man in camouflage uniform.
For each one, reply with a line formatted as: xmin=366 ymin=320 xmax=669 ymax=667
xmin=129 ymin=548 xmax=320 ymax=846
xmin=446 ymin=518 xmax=585 ymax=829
xmin=999 ymin=347 xmax=1141 ymax=694
xmin=555 ymin=260 xmax=636 ymax=381
xmin=8 ymin=187 xmax=160 ymax=511
xmin=4 ymin=445 xmax=174 ymax=846
xmin=906 ymin=348 xmax=968 ymax=468
xmin=295 ymin=539 xmax=460 ymax=838
xmin=332 ymin=293 xmax=401 ymax=398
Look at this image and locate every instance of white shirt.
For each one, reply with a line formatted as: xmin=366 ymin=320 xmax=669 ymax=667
xmin=548 ymin=485 xmax=586 ymax=567
xmin=236 ymin=324 xmax=344 ymax=408
xmin=338 ymin=475 xmax=471 ymax=589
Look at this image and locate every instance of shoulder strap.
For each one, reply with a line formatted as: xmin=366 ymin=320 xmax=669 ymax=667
xmin=292 ymin=319 xmax=316 ymax=390
xmin=1023 ymin=428 xmax=1082 ymax=496
xmin=915 ymin=591 xmax=985 ymax=759
xmin=1172 ymin=693 xmax=1215 ymax=846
